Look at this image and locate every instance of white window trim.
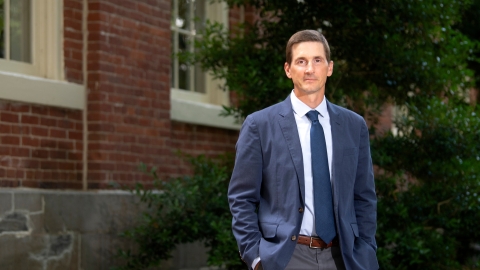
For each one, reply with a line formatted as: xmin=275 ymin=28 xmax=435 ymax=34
xmin=0 ymin=0 xmax=84 ymax=110
xmin=0 ymin=71 xmax=84 ymax=110
xmin=170 ymin=98 xmax=240 ymax=130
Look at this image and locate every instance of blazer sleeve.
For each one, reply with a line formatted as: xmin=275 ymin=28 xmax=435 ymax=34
xmin=228 ymin=115 xmax=263 ymax=269
xmin=353 ymin=119 xmax=377 ymax=250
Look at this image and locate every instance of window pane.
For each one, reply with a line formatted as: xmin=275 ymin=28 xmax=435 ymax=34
xmin=194 ymin=0 xmax=205 ymax=33
xmin=10 ymin=0 xmax=31 ymax=63
xmin=171 ymin=0 xmax=207 ymax=93
xmin=178 ymin=61 xmax=189 ymax=90
xmin=177 ymin=0 xmax=191 ymax=31
xmin=194 ymin=64 xmax=205 ymax=93
xmin=171 ymin=31 xmax=175 ymax=88
xmin=0 ymin=0 xmax=4 ymax=59
xmin=178 ymin=33 xmax=190 ymax=91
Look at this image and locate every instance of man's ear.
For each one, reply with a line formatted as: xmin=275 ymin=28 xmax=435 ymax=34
xmin=327 ymin=61 xmax=334 ymax=77
xmin=284 ymin=62 xmax=292 ymax=78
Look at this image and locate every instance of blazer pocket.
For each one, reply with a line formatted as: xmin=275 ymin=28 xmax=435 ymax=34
xmin=350 ymin=223 xmax=359 ymax=238
xmin=343 ymin=147 xmax=357 ymax=156
xmin=260 ymin=223 xmax=278 ymax=239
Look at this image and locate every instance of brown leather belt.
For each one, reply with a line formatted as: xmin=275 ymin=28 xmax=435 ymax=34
xmin=297 ymin=235 xmax=339 ymax=249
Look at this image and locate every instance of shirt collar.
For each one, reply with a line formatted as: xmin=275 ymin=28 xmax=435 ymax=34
xmin=290 ymin=90 xmax=329 ymax=118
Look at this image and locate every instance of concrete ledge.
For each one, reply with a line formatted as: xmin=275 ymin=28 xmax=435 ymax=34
xmin=171 ymin=98 xmax=241 ymax=130
xmin=0 ymin=71 xmax=85 ymax=110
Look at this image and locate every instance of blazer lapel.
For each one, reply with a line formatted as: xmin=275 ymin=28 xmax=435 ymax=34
xmin=278 ymin=97 xmax=306 ymax=204
xmin=327 ymin=101 xmax=343 ymax=209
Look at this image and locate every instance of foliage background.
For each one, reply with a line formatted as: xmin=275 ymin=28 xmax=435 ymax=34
xmin=118 ymin=0 xmax=480 ymax=269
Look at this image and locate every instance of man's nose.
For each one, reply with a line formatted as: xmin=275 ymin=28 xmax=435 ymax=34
xmin=305 ymin=62 xmax=314 ymax=73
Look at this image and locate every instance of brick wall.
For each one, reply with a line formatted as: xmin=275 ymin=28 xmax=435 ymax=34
xmin=169 ymin=122 xmax=238 ymax=177
xmin=85 ymin=0 xmax=169 ymax=188
xmin=0 ymin=102 xmax=83 ymax=188
xmin=0 ymin=0 xmax=240 ymax=189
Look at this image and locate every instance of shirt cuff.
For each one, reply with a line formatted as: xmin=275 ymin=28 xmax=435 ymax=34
xmin=252 ymin=257 xmax=261 ymax=270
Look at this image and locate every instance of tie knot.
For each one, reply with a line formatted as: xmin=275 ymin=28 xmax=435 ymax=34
xmin=306 ymin=110 xmax=319 ymax=123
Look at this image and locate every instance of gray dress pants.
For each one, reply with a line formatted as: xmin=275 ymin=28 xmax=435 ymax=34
xmin=284 ymin=244 xmax=346 ymax=270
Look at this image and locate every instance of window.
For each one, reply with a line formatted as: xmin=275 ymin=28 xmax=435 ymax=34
xmin=170 ymin=0 xmax=205 ymax=94
xmin=170 ymin=0 xmax=239 ymax=129
xmin=0 ymin=1 xmax=84 ymax=110
xmin=1 ymin=0 xmax=31 ymax=62
xmin=0 ymin=0 xmax=34 ymax=74
xmin=0 ymin=0 xmax=64 ymax=79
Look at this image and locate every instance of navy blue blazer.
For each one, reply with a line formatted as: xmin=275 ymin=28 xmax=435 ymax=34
xmin=228 ymin=96 xmax=378 ymax=270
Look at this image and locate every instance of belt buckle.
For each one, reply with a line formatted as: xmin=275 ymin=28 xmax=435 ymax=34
xmin=309 ymin=237 xmax=321 ymax=249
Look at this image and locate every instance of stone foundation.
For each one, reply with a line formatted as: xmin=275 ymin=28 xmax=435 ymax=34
xmin=0 ymin=189 xmax=214 ymax=270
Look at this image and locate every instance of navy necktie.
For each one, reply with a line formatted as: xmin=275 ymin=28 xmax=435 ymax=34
xmin=306 ymin=110 xmax=336 ymax=243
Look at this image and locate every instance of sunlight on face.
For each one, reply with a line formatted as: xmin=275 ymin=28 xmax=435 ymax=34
xmin=284 ymin=41 xmax=333 ymax=98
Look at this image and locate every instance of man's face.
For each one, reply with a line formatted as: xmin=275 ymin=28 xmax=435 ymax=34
xmin=284 ymin=41 xmax=333 ymax=97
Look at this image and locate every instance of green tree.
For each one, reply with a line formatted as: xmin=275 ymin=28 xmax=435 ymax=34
xmin=373 ymin=97 xmax=480 ymax=269
xmin=455 ymin=0 xmax=480 ymax=93
xmin=194 ymin=0 xmax=476 ymax=118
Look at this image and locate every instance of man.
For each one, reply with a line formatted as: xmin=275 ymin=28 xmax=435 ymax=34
xmin=228 ymin=30 xmax=378 ymax=270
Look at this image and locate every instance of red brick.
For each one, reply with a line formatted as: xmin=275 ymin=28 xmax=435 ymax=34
xmin=58 ymin=141 xmax=75 ymax=151
xmin=58 ymin=119 xmax=75 ymax=129
xmin=0 ymin=145 xmax=10 ymax=155
xmin=64 ymin=0 xmax=82 ymax=10
xmin=58 ymin=161 xmax=75 ymax=170
xmin=11 ymin=126 xmax=29 ymax=134
xmin=22 ymin=137 xmax=40 ymax=147
xmin=21 ymin=115 xmax=39 ymax=125
xmin=1 ymin=136 xmax=20 ymax=145
xmin=0 ymin=179 xmax=20 ymax=187
xmin=1 ymin=112 xmax=19 ymax=123
xmin=40 ymin=139 xmax=57 ymax=149
xmin=50 ymin=129 xmax=67 ymax=139
xmin=32 ymin=149 xmax=49 ymax=159
xmin=9 ymin=104 xmax=30 ymax=113
xmin=64 ymin=29 xmax=83 ymax=40
xmin=68 ymin=152 xmax=83 ymax=160
xmin=41 ymin=117 xmax=57 ymax=127
xmin=88 ymin=11 xmax=109 ymax=22
xmin=25 ymin=160 xmax=40 ymax=169
xmin=64 ymin=39 xmax=83 ymax=51
xmin=49 ymin=108 xmax=70 ymax=118
xmin=75 ymin=141 xmax=83 ymax=151
xmin=50 ymin=150 xmax=67 ymax=159
xmin=67 ymin=8 xmax=83 ymax=21
xmin=0 ymin=124 xmax=11 ymax=133
xmin=40 ymin=161 xmax=58 ymax=170
xmin=68 ymin=111 xmax=83 ymax=121
xmin=31 ymin=126 xmax=48 ymax=137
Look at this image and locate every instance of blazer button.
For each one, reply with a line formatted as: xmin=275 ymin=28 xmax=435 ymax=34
xmin=298 ymin=207 xmax=304 ymax=213
xmin=291 ymin=235 xmax=297 ymax=241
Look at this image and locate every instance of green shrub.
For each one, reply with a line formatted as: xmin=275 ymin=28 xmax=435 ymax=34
xmin=373 ymin=97 xmax=480 ymax=269
xmin=115 ymin=154 xmax=245 ymax=270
